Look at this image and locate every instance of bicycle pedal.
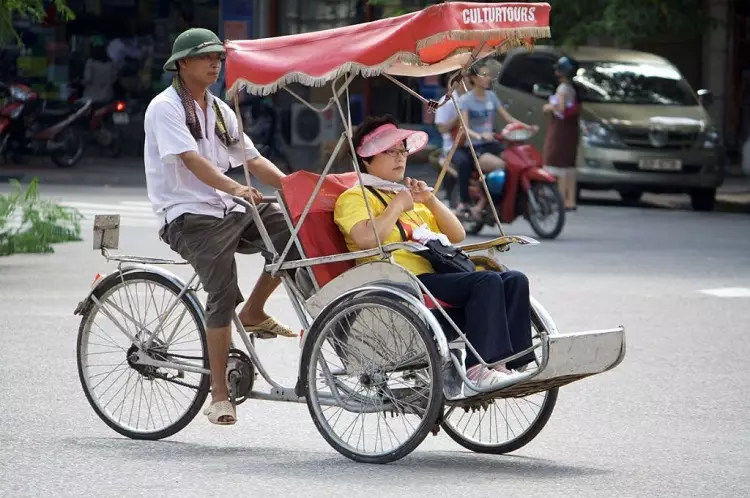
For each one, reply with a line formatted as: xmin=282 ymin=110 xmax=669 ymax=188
xmin=253 ymin=331 xmax=278 ymax=340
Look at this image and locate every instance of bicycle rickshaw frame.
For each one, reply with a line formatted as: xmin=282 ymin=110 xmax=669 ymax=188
xmin=75 ymin=1 xmax=626 ymax=464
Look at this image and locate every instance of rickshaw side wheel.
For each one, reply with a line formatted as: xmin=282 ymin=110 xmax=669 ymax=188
xmin=441 ymin=389 xmax=558 ymax=454
xmin=76 ymin=270 xmax=210 ymax=440
xmin=300 ymin=295 xmax=444 ymax=464
xmin=440 ymin=311 xmax=559 ymax=454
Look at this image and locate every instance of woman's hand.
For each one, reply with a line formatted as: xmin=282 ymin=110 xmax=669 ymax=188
xmin=481 ymin=131 xmax=496 ymax=142
xmin=406 ymin=177 xmax=434 ymax=204
xmin=393 ymin=189 xmax=414 ymax=213
xmin=543 ymin=103 xmax=553 ymax=113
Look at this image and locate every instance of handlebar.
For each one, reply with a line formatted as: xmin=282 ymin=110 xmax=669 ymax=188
xmin=232 ymin=195 xmax=277 ymax=210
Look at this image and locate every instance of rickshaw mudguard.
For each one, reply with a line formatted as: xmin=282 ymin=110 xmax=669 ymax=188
xmin=304 ymin=261 xmax=422 ymax=318
xmin=73 ymin=265 xmax=205 ymax=325
xmin=297 ymin=283 xmax=452 ymax=385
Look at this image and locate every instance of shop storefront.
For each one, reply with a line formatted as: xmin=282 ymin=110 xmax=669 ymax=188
xmin=5 ymin=0 xmax=221 ymax=102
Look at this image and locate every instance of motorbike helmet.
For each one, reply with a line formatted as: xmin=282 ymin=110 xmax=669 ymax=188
xmin=486 ymin=170 xmax=507 ymax=196
xmin=554 ymin=56 xmax=578 ymax=79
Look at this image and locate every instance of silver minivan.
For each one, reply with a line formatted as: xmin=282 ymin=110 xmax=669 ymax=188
xmin=493 ymin=46 xmax=724 ymax=211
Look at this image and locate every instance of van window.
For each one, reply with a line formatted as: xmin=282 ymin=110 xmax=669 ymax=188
xmin=574 ymin=61 xmax=698 ymax=106
xmin=499 ymin=54 xmax=558 ymax=94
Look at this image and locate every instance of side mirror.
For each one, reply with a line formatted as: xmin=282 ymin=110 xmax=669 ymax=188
xmin=697 ymin=89 xmax=714 ymax=106
xmin=532 ymin=83 xmax=554 ymax=99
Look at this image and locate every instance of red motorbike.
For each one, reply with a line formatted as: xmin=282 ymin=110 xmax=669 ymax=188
xmin=67 ymin=85 xmax=128 ymax=158
xmin=454 ymin=122 xmax=565 ymax=239
xmin=0 ymin=82 xmax=91 ymax=168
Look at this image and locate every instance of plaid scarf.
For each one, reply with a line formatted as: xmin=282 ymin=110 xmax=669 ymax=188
xmin=172 ymin=77 xmax=237 ymax=148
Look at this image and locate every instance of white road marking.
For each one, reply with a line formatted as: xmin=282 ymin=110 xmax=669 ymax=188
xmin=698 ymin=287 xmax=750 ymax=298
xmin=5 ymin=200 xmax=159 ymax=229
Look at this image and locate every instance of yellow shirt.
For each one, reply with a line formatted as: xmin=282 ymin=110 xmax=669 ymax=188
xmin=334 ymin=186 xmax=441 ymax=276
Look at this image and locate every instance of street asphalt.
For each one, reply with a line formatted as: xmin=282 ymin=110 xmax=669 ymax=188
xmin=0 ymin=183 xmax=749 ymax=497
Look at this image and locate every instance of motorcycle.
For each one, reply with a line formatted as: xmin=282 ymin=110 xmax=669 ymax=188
xmin=452 ymin=122 xmax=566 ymax=239
xmin=84 ymin=99 xmax=128 ymax=158
xmin=0 ymin=82 xmax=91 ymax=168
xmin=67 ymin=84 xmax=128 ymax=158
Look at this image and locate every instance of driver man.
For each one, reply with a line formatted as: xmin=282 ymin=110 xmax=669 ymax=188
xmin=143 ymin=28 xmax=298 ymax=426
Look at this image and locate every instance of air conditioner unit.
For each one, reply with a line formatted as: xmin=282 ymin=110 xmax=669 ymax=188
xmin=290 ymin=102 xmax=340 ymax=146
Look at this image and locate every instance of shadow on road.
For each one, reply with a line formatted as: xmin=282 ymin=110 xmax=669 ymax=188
xmin=65 ymin=437 xmax=612 ymax=480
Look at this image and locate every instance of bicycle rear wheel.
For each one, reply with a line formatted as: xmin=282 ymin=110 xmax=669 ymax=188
xmin=77 ymin=270 xmax=209 ymax=440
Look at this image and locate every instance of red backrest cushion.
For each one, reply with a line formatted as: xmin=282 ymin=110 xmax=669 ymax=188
xmin=280 ymin=171 xmax=360 ymax=288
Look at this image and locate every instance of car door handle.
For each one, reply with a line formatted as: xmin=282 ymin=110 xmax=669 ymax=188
xmin=527 ymin=107 xmax=535 ymax=116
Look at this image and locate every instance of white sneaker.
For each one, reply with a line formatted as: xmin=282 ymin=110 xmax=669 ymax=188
xmin=465 ymin=365 xmax=513 ymax=396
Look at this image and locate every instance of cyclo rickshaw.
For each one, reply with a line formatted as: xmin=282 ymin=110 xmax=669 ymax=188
xmin=73 ymin=2 xmax=626 ymax=464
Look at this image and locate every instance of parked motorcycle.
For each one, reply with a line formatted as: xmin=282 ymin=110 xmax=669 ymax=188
xmin=453 ymin=122 xmax=566 ymax=239
xmin=67 ymin=84 xmax=128 ymax=158
xmin=0 ymin=82 xmax=91 ymax=168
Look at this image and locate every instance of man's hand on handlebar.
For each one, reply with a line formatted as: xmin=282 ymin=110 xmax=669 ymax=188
xmin=233 ymin=185 xmax=264 ymax=204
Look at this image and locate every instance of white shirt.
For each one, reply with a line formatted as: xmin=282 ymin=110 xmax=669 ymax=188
xmin=143 ymin=86 xmax=260 ymax=227
xmin=434 ymin=96 xmax=459 ymax=156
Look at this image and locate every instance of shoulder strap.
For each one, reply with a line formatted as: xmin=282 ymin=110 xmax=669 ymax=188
xmin=364 ymin=186 xmax=408 ymax=242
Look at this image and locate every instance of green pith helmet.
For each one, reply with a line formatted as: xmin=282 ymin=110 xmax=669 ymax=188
xmin=163 ymin=28 xmax=225 ymax=72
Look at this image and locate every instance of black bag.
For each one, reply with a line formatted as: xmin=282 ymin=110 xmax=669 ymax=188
xmin=365 ymin=186 xmax=476 ymax=274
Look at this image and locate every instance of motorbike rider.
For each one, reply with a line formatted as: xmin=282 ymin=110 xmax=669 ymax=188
xmin=143 ymin=28 xmax=298 ymax=426
xmin=452 ymin=59 xmax=534 ymax=221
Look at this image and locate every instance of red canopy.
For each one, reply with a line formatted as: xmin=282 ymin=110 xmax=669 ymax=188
xmin=225 ymin=2 xmax=551 ymax=96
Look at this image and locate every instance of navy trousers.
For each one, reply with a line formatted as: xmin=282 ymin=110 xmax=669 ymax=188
xmin=419 ymin=270 xmax=535 ymax=369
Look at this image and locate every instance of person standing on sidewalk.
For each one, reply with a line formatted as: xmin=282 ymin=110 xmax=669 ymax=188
xmin=143 ymin=28 xmax=299 ymax=426
xmin=542 ymin=56 xmax=582 ymax=211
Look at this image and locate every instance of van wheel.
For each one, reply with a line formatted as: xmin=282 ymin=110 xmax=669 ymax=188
xmin=690 ymin=189 xmax=716 ymax=212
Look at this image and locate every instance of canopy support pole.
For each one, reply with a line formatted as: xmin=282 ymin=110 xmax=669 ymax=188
xmin=233 ymin=93 xmax=279 ymax=256
xmin=331 ymin=73 xmax=387 ymax=261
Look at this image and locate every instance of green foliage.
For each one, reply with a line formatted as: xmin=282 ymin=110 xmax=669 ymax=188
xmin=0 ymin=178 xmax=82 ymax=256
xmin=544 ymin=0 xmax=715 ymax=48
xmin=367 ymin=0 xmax=716 ymax=47
xmin=0 ymin=0 xmax=75 ymax=44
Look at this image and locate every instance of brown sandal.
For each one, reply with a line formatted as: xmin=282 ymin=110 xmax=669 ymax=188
xmin=244 ymin=317 xmax=297 ymax=339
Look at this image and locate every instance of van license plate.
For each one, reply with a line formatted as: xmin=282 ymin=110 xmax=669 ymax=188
xmin=638 ymin=159 xmax=682 ymax=171
xmin=113 ymin=112 xmax=130 ymax=125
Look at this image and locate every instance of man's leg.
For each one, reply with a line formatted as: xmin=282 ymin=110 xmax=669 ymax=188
xmin=238 ymin=271 xmax=280 ymax=326
xmin=164 ymin=214 xmax=243 ymax=423
xmin=206 ymin=325 xmax=232 ymax=403
xmin=236 ymin=205 xmax=299 ymax=337
xmin=199 ymin=249 xmax=245 ymax=418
